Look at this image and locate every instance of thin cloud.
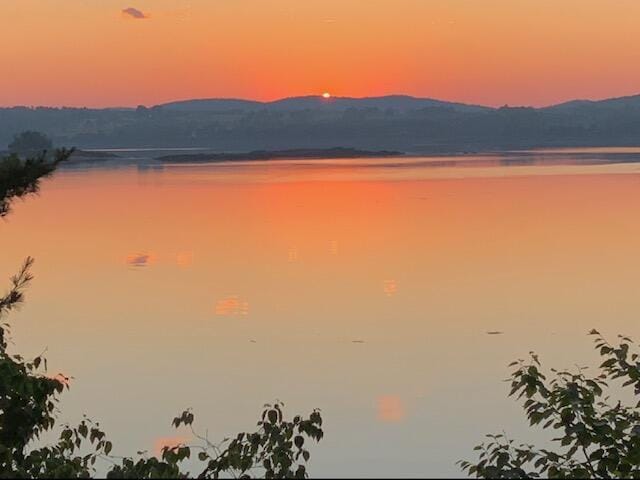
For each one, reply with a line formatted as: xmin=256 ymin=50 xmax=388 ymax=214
xmin=122 ymin=7 xmax=149 ymax=20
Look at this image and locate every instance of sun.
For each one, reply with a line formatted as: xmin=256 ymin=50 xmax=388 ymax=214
xmin=322 ymin=92 xmax=331 ymax=99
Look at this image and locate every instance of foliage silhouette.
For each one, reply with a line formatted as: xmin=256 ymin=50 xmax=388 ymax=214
xmin=0 ymin=152 xmax=323 ymax=478
xmin=0 ymin=148 xmax=72 ymax=217
xmin=460 ymin=330 xmax=640 ymax=479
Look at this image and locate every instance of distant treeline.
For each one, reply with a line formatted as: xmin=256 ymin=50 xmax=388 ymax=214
xmin=2 ymin=94 xmax=640 ymax=152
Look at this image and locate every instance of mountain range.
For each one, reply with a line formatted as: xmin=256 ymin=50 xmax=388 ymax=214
xmin=1 ymin=93 xmax=639 ymax=153
xmin=157 ymin=94 xmax=491 ymax=113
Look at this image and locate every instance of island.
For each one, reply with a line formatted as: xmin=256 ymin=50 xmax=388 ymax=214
xmin=156 ymin=147 xmax=404 ymax=163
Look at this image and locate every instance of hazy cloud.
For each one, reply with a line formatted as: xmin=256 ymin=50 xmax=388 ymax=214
xmin=122 ymin=7 xmax=148 ymax=19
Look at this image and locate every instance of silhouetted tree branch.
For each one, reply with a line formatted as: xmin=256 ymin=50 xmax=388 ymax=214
xmin=460 ymin=330 xmax=640 ymax=479
xmin=0 ymin=148 xmax=73 ymax=217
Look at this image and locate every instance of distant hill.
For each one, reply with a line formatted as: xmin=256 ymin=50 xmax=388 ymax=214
xmin=158 ymin=98 xmax=263 ymax=111
xmin=1 ymin=93 xmax=640 ymax=153
xmin=157 ymin=95 xmax=491 ymax=113
xmin=541 ymin=94 xmax=640 ymax=113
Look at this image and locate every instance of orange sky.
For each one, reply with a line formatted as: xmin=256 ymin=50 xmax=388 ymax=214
xmin=1 ymin=0 xmax=640 ymax=108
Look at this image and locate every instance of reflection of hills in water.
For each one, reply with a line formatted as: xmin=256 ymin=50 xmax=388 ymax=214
xmin=495 ymin=149 xmax=640 ymax=167
xmin=292 ymin=149 xmax=640 ymax=170
xmin=58 ymin=147 xmax=640 ymax=179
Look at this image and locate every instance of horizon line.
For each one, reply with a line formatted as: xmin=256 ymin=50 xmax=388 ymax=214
xmin=2 ymin=90 xmax=639 ymax=111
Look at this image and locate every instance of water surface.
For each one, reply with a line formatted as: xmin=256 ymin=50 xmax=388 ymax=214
xmin=3 ymin=150 xmax=640 ymax=477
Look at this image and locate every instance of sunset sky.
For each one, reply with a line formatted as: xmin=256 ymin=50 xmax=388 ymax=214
xmin=2 ymin=0 xmax=640 ymax=108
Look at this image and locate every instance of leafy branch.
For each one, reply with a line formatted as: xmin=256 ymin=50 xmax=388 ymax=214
xmin=460 ymin=330 xmax=640 ymax=479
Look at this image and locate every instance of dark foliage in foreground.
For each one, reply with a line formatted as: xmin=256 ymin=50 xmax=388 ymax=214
xmin=0 ymin=148 xmax=72 ymax=217
xmin=0 ymin=152 xmax=323 ymax=478
xmin=460 ymin=331 xmax=640 ymax=479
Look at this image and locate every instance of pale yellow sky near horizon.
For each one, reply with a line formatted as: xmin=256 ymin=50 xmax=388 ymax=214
xmin=1 ymin=0 xmax=640 ymax=107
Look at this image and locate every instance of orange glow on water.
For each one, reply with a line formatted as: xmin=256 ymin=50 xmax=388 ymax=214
xmin=377 ymin=396 xmax=405 ymax=423
xmin=215 ymin=296 xmax=250 ymax=317
xmin=176 ymin=251 xmax=194 ymax=268
xmin=5 ymin=160 xmax=640 ymax=475
xmin=383 ymin=280 xmax=397 ymax=297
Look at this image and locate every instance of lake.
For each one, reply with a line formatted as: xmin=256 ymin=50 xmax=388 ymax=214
xmin=3 ymin=149 xmax=640 ymax=477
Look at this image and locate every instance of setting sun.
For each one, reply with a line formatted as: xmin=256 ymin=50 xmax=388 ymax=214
xmin=322 ymin=92 xmax=331 ymax=99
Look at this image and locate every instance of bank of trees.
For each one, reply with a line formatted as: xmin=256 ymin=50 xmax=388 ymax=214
xmin=7 ymin=131 xmax=53 ymax=156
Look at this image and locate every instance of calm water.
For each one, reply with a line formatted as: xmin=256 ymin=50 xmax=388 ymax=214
xmin=3 ymin=151 xmax=640 ymax=477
